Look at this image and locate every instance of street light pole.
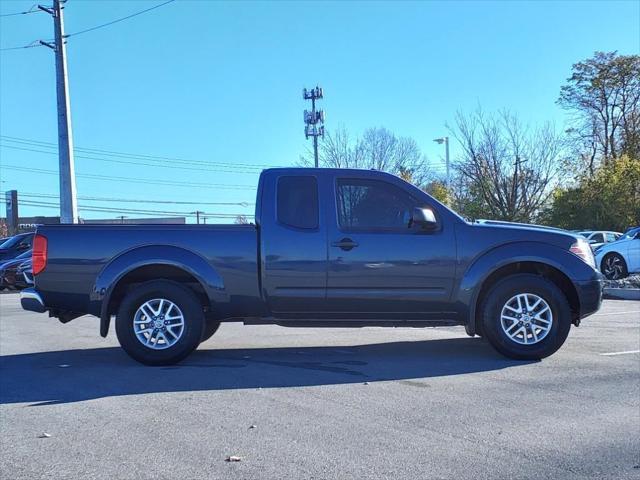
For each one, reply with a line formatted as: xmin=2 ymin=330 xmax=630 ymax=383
xmin=433 ymin=136 xmax=450 ymax=186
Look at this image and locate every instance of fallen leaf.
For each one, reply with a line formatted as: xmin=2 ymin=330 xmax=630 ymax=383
xmin=38 ymin=433 xmax=51 ymax=438
xmin=226 ymin=456 xmax=242 ymax=462
xmin=249 ymin=425 xmax=257 ymax=429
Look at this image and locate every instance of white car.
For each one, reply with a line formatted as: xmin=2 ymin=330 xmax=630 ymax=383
xmin=594 ymin=227 xmax=640 ymax=280
xmin=576 ymin=230 xmax=623 ymax=250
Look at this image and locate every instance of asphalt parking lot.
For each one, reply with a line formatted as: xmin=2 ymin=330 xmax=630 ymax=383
xmin=0 ymin=292 xmax=638 ymax=480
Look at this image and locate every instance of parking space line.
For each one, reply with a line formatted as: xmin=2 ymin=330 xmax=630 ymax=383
xmin=592 ymin=310 xmax=640 ymax=316
xmin=599 ymin=350 xmax=640 ymax=356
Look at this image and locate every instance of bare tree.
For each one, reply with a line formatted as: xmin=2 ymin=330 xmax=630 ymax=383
xmin=559 ymin=51 xmax=640 ymax=168
xmin=234 ymin=215 xmax=250 ymax=225
xmin=302 ymin=126 xmax=434 ymax=187
xmin=449 ymin=109 xmax=564 ymax=222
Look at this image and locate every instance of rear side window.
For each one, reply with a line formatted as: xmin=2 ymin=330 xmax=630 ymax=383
xmin=277 ymin=176 xmax=319 ymax=229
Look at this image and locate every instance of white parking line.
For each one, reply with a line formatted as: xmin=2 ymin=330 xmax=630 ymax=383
xmin=592 ymin=310 xmax=640 ymax=316
xmin=599 ymin=350 xmax=640 ymax=356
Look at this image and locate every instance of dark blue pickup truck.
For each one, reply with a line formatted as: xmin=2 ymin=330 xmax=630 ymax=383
xmin=21 ymin=168 xmax=603 ymax=365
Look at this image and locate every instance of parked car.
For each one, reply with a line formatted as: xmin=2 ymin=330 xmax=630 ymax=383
xmin=576 ymin=230 xmax=623 ymax=250
xmin=0 ymin=250 xmax=32 ymax=290
xmin=18 ymin=259 xmax=34 ymax=287
xmin=20 ymin=168 xmax=603 ymax=365
xmin=594 ymin=226 xmax=640 ymax=280
xmin=0 ymin=233 xmax=34 ymax=261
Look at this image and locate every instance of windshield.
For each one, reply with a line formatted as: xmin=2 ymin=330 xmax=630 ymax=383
xmin=619 ymin=227 xmax=640 ymax=241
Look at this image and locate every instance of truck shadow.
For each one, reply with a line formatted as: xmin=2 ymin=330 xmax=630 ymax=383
xmin=0 ymin=338 xmax=533 ymax=405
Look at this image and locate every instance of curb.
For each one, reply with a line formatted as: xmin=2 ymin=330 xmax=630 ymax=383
xmin=603 ymin=288 xmax=640 ymax=301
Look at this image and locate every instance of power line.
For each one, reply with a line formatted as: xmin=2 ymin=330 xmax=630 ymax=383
xmin=0 ymin=143 xmax=267 ymax=175
xmin=0 ymin=41 xmax=44 ymax=52
xmin=2 ymin=164 xmax=256 ymax=190
xmin=19 ymin=192 xmax=254 ymax=207
xmin=1 ymin=136 xmax=282 ymax=170
xmin=65 ymin=0 xmax=176 ymax=38
xmin=0 ymin=5 xmax=41 ymax=17
xmin=19 ymin=199 xmax=250 ymax=219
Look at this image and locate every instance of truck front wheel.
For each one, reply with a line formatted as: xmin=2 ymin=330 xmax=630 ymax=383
xmin=480 ymin=274 xmax=571 ymax=360
xmin=115 ymin=280 xmax=205 ymax=365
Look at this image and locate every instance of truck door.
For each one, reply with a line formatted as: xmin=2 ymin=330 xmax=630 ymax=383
xmin=326 ymin=175 xmax=457 ymax=319
xmin=259 ymin=173 xmax=328 ymax=316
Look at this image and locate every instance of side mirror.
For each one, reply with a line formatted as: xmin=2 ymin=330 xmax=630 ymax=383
xmin=411 ymin=207 xmax=438 ymax=230
xmin=588 ymin=239 xmax=597 ymax=244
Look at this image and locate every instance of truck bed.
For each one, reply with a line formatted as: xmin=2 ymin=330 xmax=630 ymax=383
xmin=34 ymin=224 xmax=261 ymax=318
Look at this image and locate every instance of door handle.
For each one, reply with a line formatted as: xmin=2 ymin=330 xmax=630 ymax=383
xmin=331 ymin=238 xmax=359 ymax=251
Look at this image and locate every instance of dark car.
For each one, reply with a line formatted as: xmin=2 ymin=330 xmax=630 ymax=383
xmin=0 ymin=233 xmax=34 ymax=261
xmin=0 ymin=250 xmax=32 ymax=290
xmin=21 ymin=168 xmax=603 ymax=365
xmin=17 ymin=259 xmax=34 ymax=289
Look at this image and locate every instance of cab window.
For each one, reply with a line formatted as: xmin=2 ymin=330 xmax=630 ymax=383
xmin=336 ymin=178 xmax=418 ymax=232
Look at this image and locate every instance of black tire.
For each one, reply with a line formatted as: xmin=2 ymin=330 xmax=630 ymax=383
xmin=115 ymin=280 xmax=204 ymax=365
xmin=601 ymin=253 xmax=628 ymax=280
xmin=480 ymin=274 xmax=572 ymax=360
xmin=201 ymin=319 xmax=221 ymax=342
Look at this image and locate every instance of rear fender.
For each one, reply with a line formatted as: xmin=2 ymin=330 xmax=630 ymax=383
xmin=93 ymin=245 xmax=226 ymax=337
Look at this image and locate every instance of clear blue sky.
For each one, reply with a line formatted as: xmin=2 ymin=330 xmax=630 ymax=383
xmin=1 ymin=0 xmax=638 ymax=222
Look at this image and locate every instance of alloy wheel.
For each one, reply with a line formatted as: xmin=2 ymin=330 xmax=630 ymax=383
xmin=603 ymin=255 xmax=625 ymax=280
xmin=133 ymin=298 xmax=185 ymax=350
xmin=500 ymin=293 xmax=553 ymax=345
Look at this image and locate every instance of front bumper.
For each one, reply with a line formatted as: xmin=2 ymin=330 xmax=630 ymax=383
xmin=20 ymin=288 xmax=46 ymax=313
xmin=575 ymin=274 xmax=604 ymax=319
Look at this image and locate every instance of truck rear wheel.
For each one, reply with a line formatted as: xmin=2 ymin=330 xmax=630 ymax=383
xmin=115 ymin=280 xmax=205 ymax=365
xmin=480 ymin=274 xmax=571 ymax=360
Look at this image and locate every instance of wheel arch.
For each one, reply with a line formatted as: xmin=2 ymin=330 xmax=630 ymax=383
xmin=457 ymin=242 xmax=586 ymax=336
xmin=470 ymin=261 xmax=580 ymax=336
xmin=95 ymin=245 xmax=227 ymax=337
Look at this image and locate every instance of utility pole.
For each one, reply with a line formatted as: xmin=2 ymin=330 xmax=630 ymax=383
xmin=39 ymin=0 xmax=78 ymax=224
xmin=303 ymin=86 xmax=325 ymax=167
xmin=192 ymin=211 xmax=203 ymax=224
xmin=433 ymin=136 xmax=450 ymax=186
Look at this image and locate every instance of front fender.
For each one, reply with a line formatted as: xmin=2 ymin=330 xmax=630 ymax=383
xmin=93 ymin=245 xmax=227 ymax=337
xmin=455 ymin=241 xmax=595 ymax=335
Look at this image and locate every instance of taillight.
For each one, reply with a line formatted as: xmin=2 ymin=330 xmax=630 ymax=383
xmin=33 ymin=234 xmax=48 ymax=275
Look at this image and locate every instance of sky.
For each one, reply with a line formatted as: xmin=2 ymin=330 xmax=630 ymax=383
xmin=1 ymin=0 xmax=639 ymax=223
